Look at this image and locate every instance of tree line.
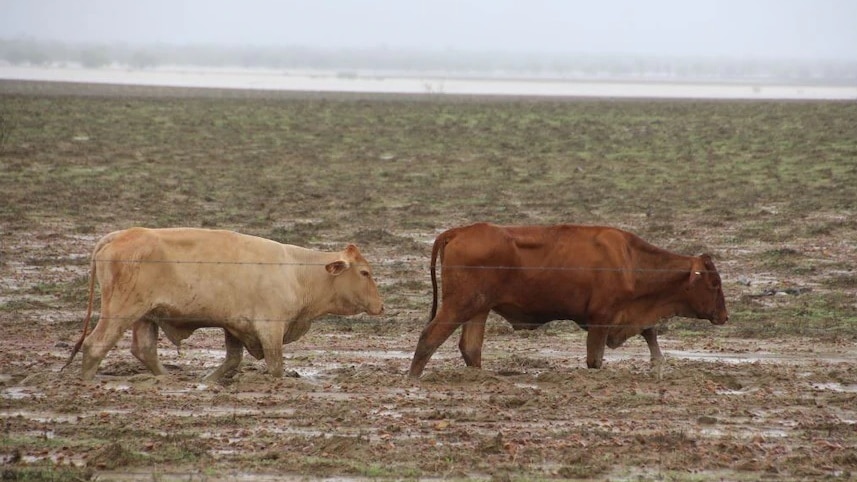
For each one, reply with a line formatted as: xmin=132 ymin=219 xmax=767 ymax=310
xmin=2 ymin=37 xmax=855 ymax=84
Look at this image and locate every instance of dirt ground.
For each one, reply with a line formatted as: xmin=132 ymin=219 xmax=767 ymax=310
xmin=1 ymin=81 xmax=856 ymax=481
xmin=3 ymin=205 xmax=856 ymax=482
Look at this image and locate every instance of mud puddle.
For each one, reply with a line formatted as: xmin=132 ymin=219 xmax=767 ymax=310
xmin=537 ymin=346 xmax=856 ymax=366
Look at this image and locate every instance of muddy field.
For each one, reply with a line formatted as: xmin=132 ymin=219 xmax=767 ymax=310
xmin=1 ymin=80 xmax=856 ymax=481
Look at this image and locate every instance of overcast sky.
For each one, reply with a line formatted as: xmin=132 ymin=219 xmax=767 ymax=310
xmin=1 ymin=0 xmax=856 ymax=61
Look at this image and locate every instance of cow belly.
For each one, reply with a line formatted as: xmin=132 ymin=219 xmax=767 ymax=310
xmin=149 ymin=303 xmax=229 ymax=328
xmin=493 ymin=304 xmax=581 ymax=330
xmin=148 ymin=306 xmax=206 ymax=345
xmin=237 ymin=333 xmax=264 ymax=359
xmin=283 ymin=318 xmax=311 ymax=344
xmin=149 ymin=303 xmax=263 ymax=353
xmin=606 ymin=324 xmax=645 ymax=349
xmin=157 ymin=321 xmax=195 ymax=346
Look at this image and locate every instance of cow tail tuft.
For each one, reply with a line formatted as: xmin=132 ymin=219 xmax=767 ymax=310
xmin=61 ymin=246 xmax=99 ymax=371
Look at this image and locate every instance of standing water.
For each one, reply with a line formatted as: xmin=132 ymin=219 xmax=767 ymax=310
xmin=2 ymin=65 xmax=856 ymax=100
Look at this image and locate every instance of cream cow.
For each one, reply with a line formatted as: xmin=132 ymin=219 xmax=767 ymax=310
xmin=62 ymin=227 xmax=384 ymax=381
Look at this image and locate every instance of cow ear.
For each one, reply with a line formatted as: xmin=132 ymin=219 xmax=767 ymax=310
xmin=689 ymin=270 xmax=703 ymax=285
xmin=689 ymin=259 xmax=705 ymax=285
xmin=325 ymin=260 xmax=350 ymax=276
xmin=702 ymin=254 xmax=716 ymax=271
xmin=344 ymin=244 xmax=360 ymax=258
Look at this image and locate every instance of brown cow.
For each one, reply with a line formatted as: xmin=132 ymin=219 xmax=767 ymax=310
xmin=63 ymin=227 xmax=384 ymax=381
xmin=409 ymin=223 xmax=727 ymax=378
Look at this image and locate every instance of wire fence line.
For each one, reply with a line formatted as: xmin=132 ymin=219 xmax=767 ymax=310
xmin=54 ymin=256 xmax=824 ymax=333
xmin=65 ymin=314 xmax=711 ymax=328
xmin=55 ymin=257 xmax=857 ymax=341
xmin=62 ymin=305 xmax=856 ymax=344
xmin=90 ymin=257 xmax=720 ymax=275
xmin=66 ymin=258 xmax=727 ymax=329
xmin=62 ymin=313 xmax=850 ymax=334
xmin=60 ymin=320 xmax=857 ymax=370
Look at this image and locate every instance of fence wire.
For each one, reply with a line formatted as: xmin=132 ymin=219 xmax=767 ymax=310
xmin=62 ymin=256 xmax=729 ymax=330
xmin=92 ymin=257 xmax=719 ymax=274
xmin=23 ymin=255 xmax=856 ymax=352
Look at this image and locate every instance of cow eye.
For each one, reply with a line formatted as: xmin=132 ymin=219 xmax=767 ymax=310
xmin=360 ymin=270 xmax=371 ymax=278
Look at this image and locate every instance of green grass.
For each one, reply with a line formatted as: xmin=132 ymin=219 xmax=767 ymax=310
xmin=729 ymin=291 xmax=857 ymax=339
xmin=2 ymin=81 xmax=857 ymax=342
xmin=0 ymin=467 xmax=94 ymax=481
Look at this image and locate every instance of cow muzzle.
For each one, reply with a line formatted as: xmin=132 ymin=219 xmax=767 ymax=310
xmin=710 ymin=312 xmax=728 ymax=325
xmin=367 ymin=303 xmax=385 ymax=316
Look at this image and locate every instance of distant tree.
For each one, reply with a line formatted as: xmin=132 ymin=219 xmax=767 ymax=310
xmin=2 ymin=47 xmax=26 ymax=65
xmin=79 ymin=47 xmax=109 ymax=68
xmin=2 ymin=45 xmax=50 ymax=66
xmin=130 ymin=50 xmax=158 ymax=69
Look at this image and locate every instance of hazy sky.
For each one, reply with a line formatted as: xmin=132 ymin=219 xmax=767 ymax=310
xmin=2 ymin=0 xmax=856 ymax=60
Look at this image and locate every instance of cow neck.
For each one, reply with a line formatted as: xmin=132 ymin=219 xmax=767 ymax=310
xmin=283 ymin=246 xmax=345 ymax=320
xmin=631 ymin=245 xmax=698 ymax=317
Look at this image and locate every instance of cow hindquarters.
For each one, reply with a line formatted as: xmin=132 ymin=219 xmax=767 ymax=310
xmin=409 ymin=305 xmax=481 ymax=378
xmin=204 ymin=331 xmax=244 ymax=382
xmin=81 ymin=303 xmax=150 ymax=380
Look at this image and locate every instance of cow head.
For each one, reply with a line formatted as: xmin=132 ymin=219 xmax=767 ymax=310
xmin=686 ymin=254 xmax=728 ymax=325
xmin=325 ymin=244 xmax=385 ymax=316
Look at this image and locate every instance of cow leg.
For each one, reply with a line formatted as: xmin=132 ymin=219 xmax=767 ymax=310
xmin=409 ymin=306 xmax=475 ymax=378
xmin=130 ymin=319 xmax=168 ymax=376
xmin=260 ymin=336 xmax=284 ymax=378
xmin=204 ymin=331 xmax=244 ymax=382
xmin=585 ymin=325 xmax=609 ymax=369
xmin=81 ymin=306 xmax=148 ymax=380
xmin=641 ymin=327 xmax=665 ymax=380
xmin=458 ymin=312 xmax=489 ymax=368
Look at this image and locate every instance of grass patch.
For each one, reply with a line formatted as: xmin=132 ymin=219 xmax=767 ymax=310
xmin=823 ymin=273 xmax=857 ymax=289
xmin=28 ymin=275 xmax=90 ymax=305
xmin=3 ymin=86 xmax=855 ymax=341
xmin=0 ymin=467 xmax=94 ymax=481
xmin=3 ymin=81 xmax=857 ymax=482
xmin=730 ymin=292 xmax=857 ymax=339
xmin=0 ymin=298 xmax=53 ymax=311
xmin=759 ymin=247 xmax=807 ymax=270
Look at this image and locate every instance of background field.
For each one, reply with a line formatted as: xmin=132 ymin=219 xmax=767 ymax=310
xmin=1 ymin=80 xmax=856 ymax=480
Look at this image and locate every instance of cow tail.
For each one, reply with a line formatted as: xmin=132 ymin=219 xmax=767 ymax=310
xmin=61 ymin=244 xmax=99 ymax=371
xmin=429 ymin=231 xmax=449 ymax=321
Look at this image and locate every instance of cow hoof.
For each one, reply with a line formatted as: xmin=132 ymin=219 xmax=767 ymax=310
xmin=203 ymin=371 xmax=235 ymax=384
xmin=651 ymin=359 xmax=665 ymax=381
